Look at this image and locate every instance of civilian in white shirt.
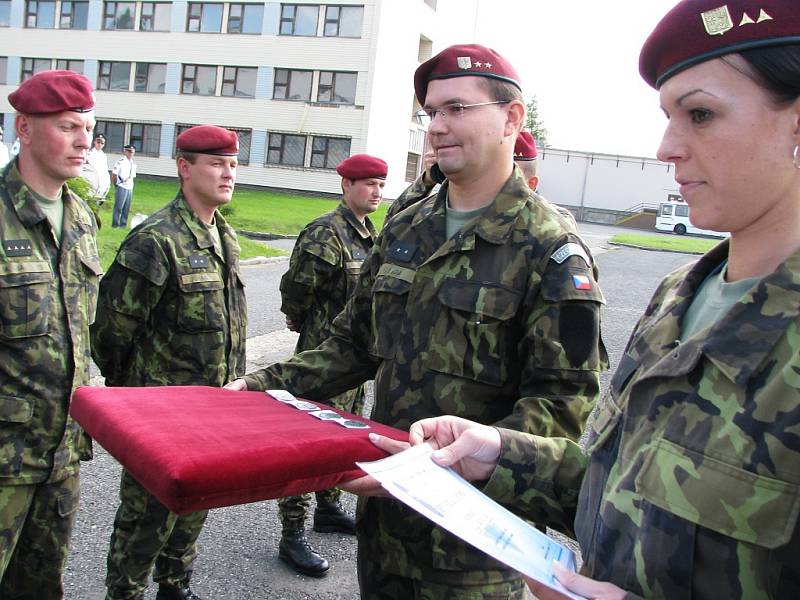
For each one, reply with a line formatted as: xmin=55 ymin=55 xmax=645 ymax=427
xmin=112 ymin=144 xmax=136 ymax=227
xmin=82 ymin=133 xmax=111 ymax=203
xmin=0 ymin=126 xmax=10 ymax=170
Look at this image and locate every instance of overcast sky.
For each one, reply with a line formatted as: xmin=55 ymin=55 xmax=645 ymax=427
xmin=463 ymin=0 xmax=678 ymax=157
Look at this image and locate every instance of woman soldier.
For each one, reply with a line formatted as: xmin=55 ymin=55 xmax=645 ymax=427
xmin=351 ymin=1 xmax=800 ymax=598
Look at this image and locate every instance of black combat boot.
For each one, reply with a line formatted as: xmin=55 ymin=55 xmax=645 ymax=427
xmin=279 ymin=523 xmax=330 ymax=577
xmin=313 ymin=500 xmax=356 ymax=535
xmin=155 ymin=582 xmax=204 ymax=600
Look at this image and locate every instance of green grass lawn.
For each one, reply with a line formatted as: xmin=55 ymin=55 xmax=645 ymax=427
xmin=610 ymin=232 xmax=723 ymax=254
xmin=94 ymin=178 xmax=390 ymax=268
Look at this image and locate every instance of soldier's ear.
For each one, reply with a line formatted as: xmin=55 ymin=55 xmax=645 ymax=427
xmin=15 ymin=114 xmax=34 ymax=145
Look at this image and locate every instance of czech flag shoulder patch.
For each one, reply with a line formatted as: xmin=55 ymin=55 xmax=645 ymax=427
xmin=572 ymin=274 xmax=593 ymax=290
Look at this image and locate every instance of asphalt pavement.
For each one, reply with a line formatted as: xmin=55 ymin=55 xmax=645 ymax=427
xmin=64 ymin=224 xmax=699 ymax=599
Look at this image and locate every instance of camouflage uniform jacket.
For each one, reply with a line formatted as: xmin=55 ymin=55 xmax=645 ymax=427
xmin=484 ymin=240 xmax=800 ymax=598
xmin=280 ymin=202 xmax=376 ymax=352
xmin=385 ymin=172 xmax=437 ymax=221
xmin=245 ymin=169 xmax=607 ymax=582
xmin=0 ymin=160 xmax=101 ymax=485
xmin=91 ymin=193 xmax=246 ymax=387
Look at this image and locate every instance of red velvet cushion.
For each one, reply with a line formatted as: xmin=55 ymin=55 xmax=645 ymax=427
xmin=70 ymin=386 xmax=408 ymax=514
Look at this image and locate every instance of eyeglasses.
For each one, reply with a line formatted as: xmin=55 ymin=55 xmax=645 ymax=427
xmin=413 ymin=100 xmax=510 ymax=127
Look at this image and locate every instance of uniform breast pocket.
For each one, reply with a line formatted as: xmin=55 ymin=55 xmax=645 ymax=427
xmin=0 ymin=261 xmax=54 ymax=339
xmin=177 ymin=272 xmax=225 ymax=333
xmin=428 ymin=279 xmax=521 ymax=386
xmin=80 ymin=254 xmax=103 ymax=325
xmin=371 ymin=266 xmax=413 ymax=359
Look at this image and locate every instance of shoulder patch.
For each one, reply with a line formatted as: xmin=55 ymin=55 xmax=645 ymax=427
xmin=550 ymin=243 xmax=591 ymax=268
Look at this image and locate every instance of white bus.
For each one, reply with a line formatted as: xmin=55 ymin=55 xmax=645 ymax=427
xmin=655 ymin=200 xmax=727 ymax=237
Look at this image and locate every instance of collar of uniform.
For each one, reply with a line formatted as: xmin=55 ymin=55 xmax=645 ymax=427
xmin=701 ymin=245 xmax=800 ymax=386
xmin=3 ymin=160 xmax=58 ymax=227
xmin=175 ymin=192 xmax=215 ymax=249
xmin=60 ymin=184 xmax=96 ymax=250
xmin=410 ymin=169 xmax=527 ymax=246
xmin=337 ymin=202 xmax=376 ymax=240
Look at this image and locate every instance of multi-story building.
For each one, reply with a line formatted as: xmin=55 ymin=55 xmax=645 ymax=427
xmin=0 ymin=0 xmax=477 ymax=197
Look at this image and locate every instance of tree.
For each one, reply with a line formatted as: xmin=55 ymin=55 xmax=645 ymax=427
xmin=524 ymin=95 xmax=549 ymax=147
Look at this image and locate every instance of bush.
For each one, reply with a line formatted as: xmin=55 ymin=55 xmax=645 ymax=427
xmin=219 ymin=203 xmax=235 ymax=218
xmin=67 ymin=176 xmax=103 ymax=228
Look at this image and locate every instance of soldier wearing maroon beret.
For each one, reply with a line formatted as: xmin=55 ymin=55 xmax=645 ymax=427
xmin=367 ymin=3 xmax=800 ymax=600
xmin=228 ymin=42 xmax=606 ymax=600
xmin=0 ymin=70 xmax=101 ymax=597
xmin=272 ymin=152 xmax=387 ymax=576
xmin=92 ymin=124 xmax=247 ymax=600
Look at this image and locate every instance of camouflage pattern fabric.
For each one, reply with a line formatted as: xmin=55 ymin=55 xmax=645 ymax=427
xmin=384 ymin=172 xmax=436 ymax=221
xmin=0 ymin=474 xmax=80 ymax=600
xmin=278 ymin=202 xmax=375 ymax=523
xmin=358 ymin=539 xmax=527 ymax=600
xmin=91 ymin=192 xmax=247 ymax=599
xmin=0 ymin=159 xmax=100 ymax=593
xmin=244 ymin=169 xmax=607 ymax=585
xmin=483 ymin=240 xmax=800 ymax=599
xmin=105 ymin=470 xmax=207 ymax=597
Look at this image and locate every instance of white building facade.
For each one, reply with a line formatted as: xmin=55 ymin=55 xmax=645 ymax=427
xmin=0 ymin=0 xmax=478 ymax=197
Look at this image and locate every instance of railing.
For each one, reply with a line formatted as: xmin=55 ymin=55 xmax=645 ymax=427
xmin=621 ymin=202 xmax=660 ymax=215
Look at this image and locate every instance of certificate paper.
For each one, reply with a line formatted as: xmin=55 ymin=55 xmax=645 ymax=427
xmin=357 ymin=444 xmax=585 ymax=600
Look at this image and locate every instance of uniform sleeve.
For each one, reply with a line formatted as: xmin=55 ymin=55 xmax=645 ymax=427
xmin=482 ymin=428 xmax=587 ymax=537
xmin=494 ymin=235 xmax=607 ymax=443
xmin=385 ymin=173 xmax=435 ymax=221
xmin=90 ymin=233 xmax=168 ymax=386
xmin=243 ymin=238 xmax=381 ymax=398
xmin=279 ymin=224 xmax=341 ymax=326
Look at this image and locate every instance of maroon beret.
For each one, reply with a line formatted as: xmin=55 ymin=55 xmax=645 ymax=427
xmin=9 ymin=70 xmax=95 ymax=115
xmin=640 ymin=0 xmax=800 ymax=89
xmin=414 ymin=43 xmax=522 ymax=105
xmin=336 ymin=154 xmax=388 ymax=180
xmin=514 ymin=131 xmax=538 ymax=161
xmin=176 ymin=125 xmax=239 ymax=156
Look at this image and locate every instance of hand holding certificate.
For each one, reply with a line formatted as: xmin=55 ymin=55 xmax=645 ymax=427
xmin=357 ymin=443 xmax=586 ymax=600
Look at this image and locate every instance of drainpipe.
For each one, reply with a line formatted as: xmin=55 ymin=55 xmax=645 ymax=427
xmin=578 ymin=154 xmax=590 ymax=221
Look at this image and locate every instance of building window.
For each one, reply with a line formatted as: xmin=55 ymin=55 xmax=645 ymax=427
xmin=59 ymin=1 xmax=88 ymax=28
xmin=26 ymin=0 xmax=56 ymax=28
xmin=140 ymin=2 xmax=171 ymax=31
xmin=323 ymin=5 xmax=362 ymax=37
xmin=317 ymin=71 xmax=356 ymax=104
xmin=182 ymin=64 xmax=217 ymax=95
xmin=129 ymin=122 xmax=161 ymax=156
xmin=267 ymin=133 xmax=306 ymax=167
xmin=103 ymin=1 xmax=135 ymax=29
xmin=134 ymin=62 xmax=166 ymax=93
xmin=186 ymin=2 xmax=222 ymax=32
xmin=98 ymin=61 xmax=132 ymax=91
xmin=279 ymin=4 xmax=318 ymax=36
xmin=56 ymin=59 xmax=84 ymax=73
xmin=0 ymin=57 xmax=8 ymax=83
xmin=21 ymin=57 xmax=51 ymax=80
xmin=229 ymin=127 xmax=251 ymax=165
xmin=405 ymin=153 xmax=420 ymax=182
xmin=311 ymin=136 xmax=349 ymax=169
xmin=227 ymin=3 xmax=263 ymax=34
xmin=95 ymin=120 xmax=126 ymax=151
xmin=0 ymin=1 xmax=10 ymax=27
xmin=273 ymin=68 xmax=311 ymax=101
xmin=221 ymin=66 xmax=256 ymax=98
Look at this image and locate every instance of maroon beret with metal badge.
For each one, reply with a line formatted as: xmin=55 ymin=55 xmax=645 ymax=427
xmin=9 ymin=70 xmax=95 ymax=115
xmin=414 ymin=43 xmax=522 ymax=105
xmin=514 ymin=131 xmax=538 ymax=161
xmin=176 ymin=125 xmax=239 ymax=156
xmin=336 ymin=153 xmax=388 ymax=180
xmin=640 ymin=0 xmax=800 ymax=89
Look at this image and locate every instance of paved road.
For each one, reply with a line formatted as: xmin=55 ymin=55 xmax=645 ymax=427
xmin=64 ymin=225 xmax=698 ymax=599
